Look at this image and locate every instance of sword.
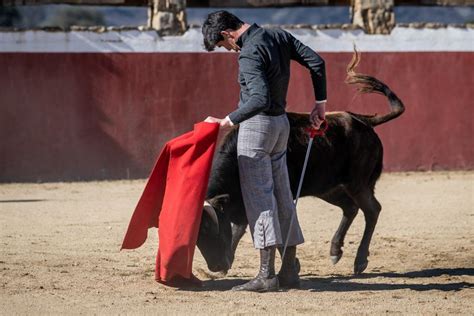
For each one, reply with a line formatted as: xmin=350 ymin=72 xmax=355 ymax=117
xmin=281 ymin=119 xmax=328 ymax=261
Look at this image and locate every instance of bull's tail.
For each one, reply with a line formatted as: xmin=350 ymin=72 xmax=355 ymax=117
xmin=345 ymin=47 xmax=405 ymax=127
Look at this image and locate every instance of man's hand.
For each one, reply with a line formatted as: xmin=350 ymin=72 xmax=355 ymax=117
xmin=310 ymin=101 xmax=326 ymax=129
xmin=204 ymin=116 xmax=233 ymax=128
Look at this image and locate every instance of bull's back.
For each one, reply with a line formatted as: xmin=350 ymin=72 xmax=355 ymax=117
xmin=286 ymin=112 xmax=383 ymax=197
xmin=213 ymin=111 xmax=383 ymax=209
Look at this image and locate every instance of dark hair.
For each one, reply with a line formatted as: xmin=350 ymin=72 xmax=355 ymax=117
xmin=202 ymin=10 xmax=244 ymax=52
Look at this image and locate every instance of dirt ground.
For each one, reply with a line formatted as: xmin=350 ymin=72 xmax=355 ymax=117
xmin=1 ymin=171 xmax=473 ymax=315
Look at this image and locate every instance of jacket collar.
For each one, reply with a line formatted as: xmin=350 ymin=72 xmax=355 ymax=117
xmin=236 ymin=23 xmax=260 ymax=48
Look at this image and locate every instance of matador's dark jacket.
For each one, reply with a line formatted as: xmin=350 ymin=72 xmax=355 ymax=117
xmin=228 ymin=23 xmax=327 ymax=125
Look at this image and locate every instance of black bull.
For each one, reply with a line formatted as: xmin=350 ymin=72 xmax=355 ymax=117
xmin=196 ymin=52 xmax=405 ymax=275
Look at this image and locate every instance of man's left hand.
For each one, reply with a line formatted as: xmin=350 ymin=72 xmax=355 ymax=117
xmin=310 ymin=102 xmax=326 ymax=129
xmin=204 ymin=116 xmax=233 ymax=128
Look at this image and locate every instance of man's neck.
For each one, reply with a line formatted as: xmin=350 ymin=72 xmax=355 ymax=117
xmin=233 ymin=23 xmax=251 ymax=42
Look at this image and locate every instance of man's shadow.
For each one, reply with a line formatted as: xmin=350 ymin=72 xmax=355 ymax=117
xmin=181 ymin=268 xmax=474 ymax=292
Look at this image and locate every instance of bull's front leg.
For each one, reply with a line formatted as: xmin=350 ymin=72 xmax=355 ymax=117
xmin=231 ymin=223 xmax=247 ymax=258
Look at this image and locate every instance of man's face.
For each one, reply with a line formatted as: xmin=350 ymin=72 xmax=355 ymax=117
xmin=217 ymin=31 xmax=240 ymax=52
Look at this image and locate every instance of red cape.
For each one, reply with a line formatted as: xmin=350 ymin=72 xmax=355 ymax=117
xmin=121 ymin=122 xmax=219 ymax=287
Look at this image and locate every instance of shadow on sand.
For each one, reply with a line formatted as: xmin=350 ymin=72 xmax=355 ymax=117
xmin=178 ymin=268 xmax=474 ymax=292
xmin=303 ymin=268 xmax=474 ymax=292
xmin=0 ymin=199 xmax=47 ymax=203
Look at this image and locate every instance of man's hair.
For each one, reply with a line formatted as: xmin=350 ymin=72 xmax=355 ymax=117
xmin=202 ymin=10 xmax=244 ymax=52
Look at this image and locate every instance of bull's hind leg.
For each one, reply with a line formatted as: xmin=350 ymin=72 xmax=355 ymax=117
xmin=322 ymin=189 xmax=359 ymax=265
xmin=350 ymin=189 xmax=382 ymax=274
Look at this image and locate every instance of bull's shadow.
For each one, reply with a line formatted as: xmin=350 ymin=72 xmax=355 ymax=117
xmin=302 ymin=268 xmax=474 ymax=292
xmin=180 ymin=268 xmax=473 ymax=292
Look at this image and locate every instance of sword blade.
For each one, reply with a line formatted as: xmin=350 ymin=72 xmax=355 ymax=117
xmin=282 ymin=136 xmax=314 ymax=260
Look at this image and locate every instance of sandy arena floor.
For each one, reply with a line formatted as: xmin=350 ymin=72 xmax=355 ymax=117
xmin=0 ymin=171 xmax=473 ymax=314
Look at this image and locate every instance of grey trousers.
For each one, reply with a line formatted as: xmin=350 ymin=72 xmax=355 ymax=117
xmin=237 ymin=114 xmax=304 ymax=249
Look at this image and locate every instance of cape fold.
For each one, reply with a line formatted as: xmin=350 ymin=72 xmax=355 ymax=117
xmin=121 ymin=122 xmax=220 ymax=287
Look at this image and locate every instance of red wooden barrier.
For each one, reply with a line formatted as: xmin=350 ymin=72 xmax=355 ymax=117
xmin=0 ymin=52 xmax=472 ymax=181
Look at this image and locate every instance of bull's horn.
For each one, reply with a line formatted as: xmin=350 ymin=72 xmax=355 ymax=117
xmin=203 ymin=200 xmax=219 ymax=231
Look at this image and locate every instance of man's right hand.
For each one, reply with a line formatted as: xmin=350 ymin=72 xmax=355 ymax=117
xmin=310 ymin=101 xmax=326 ymax=129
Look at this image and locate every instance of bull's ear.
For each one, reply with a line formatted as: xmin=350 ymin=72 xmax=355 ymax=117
xmin=210 ymin=194 xmax=230 ymax=208
xmin=215 ymin=194 xmax=230 ymax=204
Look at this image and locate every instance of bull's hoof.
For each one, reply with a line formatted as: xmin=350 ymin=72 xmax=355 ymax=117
xmin=331 ymin=254 xmax=342 ymax=265
xmin=354 ymin=260 xmax=368 ymax=275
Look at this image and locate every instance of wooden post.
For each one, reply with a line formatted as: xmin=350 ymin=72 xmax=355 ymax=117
xmin=148 ymin=0 xmax=187 ymax=35
xmin=351 ymin=0 xmax=395 ymax=34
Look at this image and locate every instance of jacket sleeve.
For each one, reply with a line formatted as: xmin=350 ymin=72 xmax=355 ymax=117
xmin=288 ymin=33 xmax=327 ymax=102
xmin=228 ymin=50 xmax=270 ymax=124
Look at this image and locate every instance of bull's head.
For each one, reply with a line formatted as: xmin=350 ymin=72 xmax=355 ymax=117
xmin=196 ymin=194 xmax=233 ymax=273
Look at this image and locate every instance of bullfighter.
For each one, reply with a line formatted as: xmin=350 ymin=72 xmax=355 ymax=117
xmin=202 ymin=10 xmax=327 ymax=292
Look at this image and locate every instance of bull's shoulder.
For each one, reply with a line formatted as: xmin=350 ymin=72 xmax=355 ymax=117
xmin=218 ymin=126 xmax=239 ymax=154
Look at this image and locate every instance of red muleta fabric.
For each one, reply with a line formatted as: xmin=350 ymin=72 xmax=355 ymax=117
xmin=121 ymin=122 xmax=220 ymax=287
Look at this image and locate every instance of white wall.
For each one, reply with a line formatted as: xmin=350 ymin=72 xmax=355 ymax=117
xmin=0 ymin=26 xmax=473 ymax=53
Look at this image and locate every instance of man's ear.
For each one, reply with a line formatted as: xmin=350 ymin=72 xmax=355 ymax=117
xmin=220 ymin=30 xmax=232 ymax=39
